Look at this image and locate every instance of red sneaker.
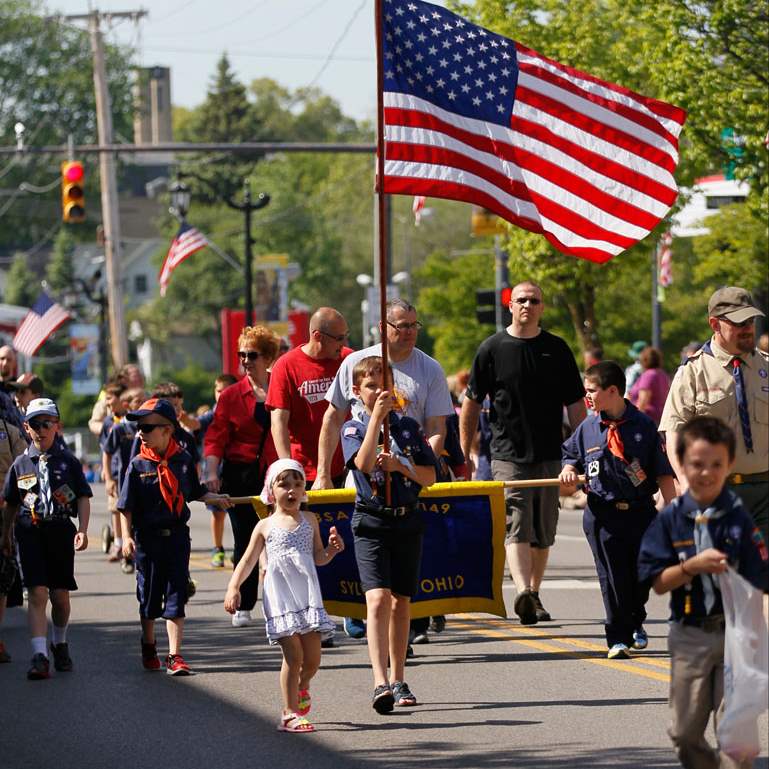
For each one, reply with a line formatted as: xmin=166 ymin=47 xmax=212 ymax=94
xmin=165 ymin=654 xmax=192 ymax=676
xmin=141 ymin=641 xmax=161 ymax=671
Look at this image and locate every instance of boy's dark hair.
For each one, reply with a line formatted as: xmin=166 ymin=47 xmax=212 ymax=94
xmin=152 ymin=381 xmax=182 ymax=398
xmin=104 ymin=379 xmax=125 ymax=397
xmin=584 ymin=361 xmax=626 ymax=394
xmin=216 ymin=373 xmax=238 ymax=388
xmin=676 ymin=416 xmax=735 ymax=463
xmin=352 ymin=356 xmax=384 ymax=387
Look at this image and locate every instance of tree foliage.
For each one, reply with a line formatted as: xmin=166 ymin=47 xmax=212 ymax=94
xmin=44 ymin=227 xmax=76 ymax=294
xmin=3 ymin=251 xmax=37 ymax=306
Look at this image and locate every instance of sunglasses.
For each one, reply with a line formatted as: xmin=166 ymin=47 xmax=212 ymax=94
xmin=238 ymin=351 xmax=262 ymax=361
xmin=28 ymin=419 xmax=56 ymax=431
xmin=718 ymin=317 xmax=753 ymax=328
xmin=137 ymin=422 xmax=170 ymax=433
xmin=513 ymin=297 xmax=542 ymax=305
xmin=319 ymin=330 xmax=349 ymax=342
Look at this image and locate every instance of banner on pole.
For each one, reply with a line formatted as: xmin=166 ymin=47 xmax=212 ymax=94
xmin=69 ymin=323 xmax=101 ymax=396
xmin=249 ymin=482 xmax=508 ymax=620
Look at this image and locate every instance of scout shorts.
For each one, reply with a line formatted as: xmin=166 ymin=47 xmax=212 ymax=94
xmin=15 ymin=517 xmax=78 ymax=591
xmin=134 ymin=526 xmax=191 ymax=620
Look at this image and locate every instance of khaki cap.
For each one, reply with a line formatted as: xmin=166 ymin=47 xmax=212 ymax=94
xmin=707 ymin=287 xmax=765 ymax=324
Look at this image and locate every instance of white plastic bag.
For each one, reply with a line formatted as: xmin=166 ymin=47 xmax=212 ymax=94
xmin=717 ymin=566 xmax=769 ymax=761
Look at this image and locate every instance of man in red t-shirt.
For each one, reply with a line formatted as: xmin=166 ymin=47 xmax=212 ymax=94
xmin=266 ymin=307 xmax=352 ymax=486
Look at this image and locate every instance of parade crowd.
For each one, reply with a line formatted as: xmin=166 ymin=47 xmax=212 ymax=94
xmin=0 ymin=285 xmax=767 ymax=767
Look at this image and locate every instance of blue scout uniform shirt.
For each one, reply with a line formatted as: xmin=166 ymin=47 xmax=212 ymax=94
xmin=104 ymin=420 xmax=137 ymax=488
xmin=3 ymin=441 xmax=93 ymax=521
xmin=342 ymin=410 xmax=437 ymax=511
xmin=128 ymin=425 xmax=199 ymax=467
xmin=98 ymin=414 xmax=116 ymax=452
xmin=638 ymin=488 xmax=769 ymax=621
xmin=561 ymin=401 xmax=672 ymax=506
xmin=117 ymin=447 xmax=207 ymax=530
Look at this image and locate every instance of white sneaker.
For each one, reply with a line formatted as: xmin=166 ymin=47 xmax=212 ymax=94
xmin=607 ymin=643 xmax=631 ymax=660
xmin=231 ymin=610 xmax=252 ymax=628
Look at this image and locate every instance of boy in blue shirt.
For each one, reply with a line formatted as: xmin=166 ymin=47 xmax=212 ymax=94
xmin=341 ymin=356 xmax=436 ymax=714
xmin=1 ymin=398 xmax=92 ymax=680
xmin=560 ymin=361 xmax=675 ymax=659
xmin=638 ymin=416 xmax=768 ymax=769
xmin=118 ymin=398 xmax=230 ymax=676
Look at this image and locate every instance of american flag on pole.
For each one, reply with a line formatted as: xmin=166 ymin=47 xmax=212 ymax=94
xmin=412 ymin=195 xmax=426 ymax=225
xmin=12 ymin=291 xmax=72 ymax=357
xmin=658 ymin=231 xmax=673 ymax=287
xmin=158 ymin=221 xmax=209 ymax=296
xmin=381 ymin=0 xmax=687 ymax=263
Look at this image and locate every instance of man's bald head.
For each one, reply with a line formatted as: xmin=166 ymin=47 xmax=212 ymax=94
xmin=310 ymin=307 xmax=345 ymax=334
xmin=511 ymin=280 xmax=543 ymax=299
xmin=0 ymin=345 xmax=18 ymax=381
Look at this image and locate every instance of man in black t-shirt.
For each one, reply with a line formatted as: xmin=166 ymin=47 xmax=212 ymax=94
xmin=460 ymin=281 xmax=586 ymax=625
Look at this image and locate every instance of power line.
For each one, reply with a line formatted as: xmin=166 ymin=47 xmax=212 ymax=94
xmin=249 ymin=0 xmax=329 ymax=44
xmin=139 ymin=45 xmax=371 ymax=61
xmin=154 ymin=0 xmax=200 ymax=23
xmin=198 ymin=0 xmax=272 ymax=34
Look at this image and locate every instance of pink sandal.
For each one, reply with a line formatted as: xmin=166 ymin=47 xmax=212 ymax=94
xmin=297 ymin=689 xmax=311 ymax=716
xmin=277 ymin=712 xmax=315 ymax=733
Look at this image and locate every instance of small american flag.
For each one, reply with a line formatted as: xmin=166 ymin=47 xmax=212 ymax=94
xmin=159 ymin=221 xmax=209 ymax=296
xmin=12 ymin=291 xmax=72 ymax=357
xmin=412 ymin=195 xmax=426 ymax=225
xmin=381 ymin=0 xmax=687 ymax=263
xmin=658 ymin=231 xmax=673 ymax=287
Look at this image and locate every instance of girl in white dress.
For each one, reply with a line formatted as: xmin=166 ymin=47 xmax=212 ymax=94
xmin=224 ymin=459 xmax=343 ymax=733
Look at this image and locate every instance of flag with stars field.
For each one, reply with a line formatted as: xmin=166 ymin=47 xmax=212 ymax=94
xmin=380 ymin=0 xmax=687 ymax=263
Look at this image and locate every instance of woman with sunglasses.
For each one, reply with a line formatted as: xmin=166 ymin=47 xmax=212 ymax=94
xmin=204 ymin=326 xmax=280 ymax=627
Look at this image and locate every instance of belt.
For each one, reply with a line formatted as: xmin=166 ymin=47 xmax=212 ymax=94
xmin=728 ymin=471 xmax=769 ymax=485
xmin=359 ymin=505 xmax=414 ymax=518
xmin=680 ymin=615 xmax=725 ymax=632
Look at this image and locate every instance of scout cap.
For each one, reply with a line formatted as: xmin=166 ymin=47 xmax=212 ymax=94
xmin=126 ymin=397 xmax=178 ymax=428
xmin=16 ymin=373 xmax=44 ymax=395
xmin=25 ymin=397 xmax=59 ymax=421
xmin=627 ymin=340 xmax=648 ymax=360
xmin=708 ymin=287 xmax=765 ymax=324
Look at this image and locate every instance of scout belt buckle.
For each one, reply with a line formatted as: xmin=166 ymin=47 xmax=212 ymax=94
xmin=615 ymin=501 xmax=630 ymax=511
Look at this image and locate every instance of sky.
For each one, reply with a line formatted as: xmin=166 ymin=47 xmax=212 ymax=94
xmin=45 ymin=0 xmax=448 ymax=123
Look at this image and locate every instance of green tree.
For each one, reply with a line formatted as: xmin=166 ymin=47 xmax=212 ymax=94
xmin=45 ymin=227 xmax=76 ymax=294
xmin=0 ymin=0 xmax=135 ymax=251
xmin=3 ymin=251 xmax=38 ymax=306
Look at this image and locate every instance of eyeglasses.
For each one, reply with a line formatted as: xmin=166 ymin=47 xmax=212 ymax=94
xmin=318 ymin=330 xmax=349 ymax=343
xmin=718 ymin=317 xmax=753 ymax=328
xmin=513 ymin=297 xmax=542 ymax=306
xmin=28 ymin=419 xmax=56 ymax=431
xmin=386 ymin=321 xmax=423 ymax=333
xmin=137 ymin=422 xmax=169 ymax=434
xmin=238 ymin=351 xmax=262 ymax=361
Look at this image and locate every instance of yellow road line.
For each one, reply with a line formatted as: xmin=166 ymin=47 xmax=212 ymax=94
xmin=452 ymin=616 xmax=670 ymax=683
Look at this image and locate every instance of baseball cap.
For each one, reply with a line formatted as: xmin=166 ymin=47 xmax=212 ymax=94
xmin=708 ymin=287 xmax=765 ymax=324
xmin=627 ymin=340 xmax=648 ymax=360
xmin=126 ymin=397 xmax=179 ymax=428
xmin=16 ymin=373 xmax=44 ymax=395
xmin=25 ymin=397 xmax=60 ymax=421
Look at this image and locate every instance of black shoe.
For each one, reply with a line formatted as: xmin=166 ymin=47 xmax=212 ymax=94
xmin=531 ymin=591 xmax=552 ymax=622
xmin=27 ymin=653 xmax=50 ymax=680
xmin=514 ymin=588 xmax=538 ymax=625
xmin=121 ymin=557 xmax=135 ymax=575
xmin=50 ymin=643 xmax=73 ymax=672
xmin=321 ymin=636 xmax=336 ymax=649
xmin=406 ymin=644 xmax=415 ymax=658
xmin=430 ymin=615 xmax=446 ymax=633
xmin=372 ymin=684 xmax=394 ymax=714
xmin=412 ymin=632 xmax=429 ymax=644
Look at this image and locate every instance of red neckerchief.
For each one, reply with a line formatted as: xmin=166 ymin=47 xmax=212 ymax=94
xmin=139 ymin=437 xmax=184 ymax=517
xmin=600 ymin=417 xmax=628 ymax=464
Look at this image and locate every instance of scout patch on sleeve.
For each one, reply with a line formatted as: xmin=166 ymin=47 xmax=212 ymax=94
xmin=588 ymin=460 xmax=600 ymax=477
xmin=17 ymin=474 xmax=37 ymax=491
xmin=344 ymin=426 xmax=358 ymax=437
xmin=52 ymin=485 xmax=76 ymax=505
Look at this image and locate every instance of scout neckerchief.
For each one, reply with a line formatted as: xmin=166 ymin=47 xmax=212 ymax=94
xmin=600 ymin=416 xmax=628 ymax=463
xmin=684 ymin=503 xmax=728 ymax=614
xmin=138 ymin=437 xmax=184 ymax=517
xmin=731 ymin=357 xmax=754 ymax=453
xmin=37 ymin=452 xmax=52 ymax=518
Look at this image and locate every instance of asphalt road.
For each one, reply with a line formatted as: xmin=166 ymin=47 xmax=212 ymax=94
xmin=2 ymin=484 xmax=767 ymax=769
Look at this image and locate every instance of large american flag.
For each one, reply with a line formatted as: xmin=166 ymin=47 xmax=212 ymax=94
xmin=12 ymin=291 xmax=72 ymax=357
xmin=381 ymin=0 xmax=687 ymax=263
xmin=159 ymin=221 xmax=209 ymax=296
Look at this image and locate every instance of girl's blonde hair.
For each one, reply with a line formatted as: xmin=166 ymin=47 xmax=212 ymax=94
xmin=237 ymin=325 xmax=280 ymax=365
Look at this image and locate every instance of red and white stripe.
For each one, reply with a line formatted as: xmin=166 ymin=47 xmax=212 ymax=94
xmin=12 ymin=304 xmax=71 ymax=357
xmin=412 ymin=195 xmax=426 ymax=225
xmin=159 ymin=225 xmax=209 ymax=297
xmin=658 ymin=231 xmax=673 ymax=287
xmin=383 ymin=43 xmax=686 ymax=263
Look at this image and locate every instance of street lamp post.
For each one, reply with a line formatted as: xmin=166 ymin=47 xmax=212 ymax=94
xmin=356 ymin=273 xmax=373 ymax=347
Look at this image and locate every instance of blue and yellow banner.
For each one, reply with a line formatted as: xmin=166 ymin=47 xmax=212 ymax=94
xmin=251 ymin=482 xmax=507 ymax=619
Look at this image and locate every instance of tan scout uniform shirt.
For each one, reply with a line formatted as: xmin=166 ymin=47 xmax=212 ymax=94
xmin=660 ymin=338 xmax=769 ymax=475
xmin=0 ymin=418 xmax=27 ymax=489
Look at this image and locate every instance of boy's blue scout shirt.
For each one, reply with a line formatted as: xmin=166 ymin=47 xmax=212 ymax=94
xmin=342 ymin=410 xmax=437 ymax=511
xmin=2 ymin=442 xmax=93 ymax=520
xmin=104 ymin=420 xmax=137 ymax=488
xmin=638 ymin=489 xmax=769 ymax=621
xmin=118 ymin=447 xmax=207 ymax=529
xmin=561 ymin=401 xmax=672 ymax=504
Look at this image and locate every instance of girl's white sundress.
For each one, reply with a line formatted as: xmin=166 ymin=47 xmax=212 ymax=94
xmin=262 ymin=515 xmax=336 ymax=644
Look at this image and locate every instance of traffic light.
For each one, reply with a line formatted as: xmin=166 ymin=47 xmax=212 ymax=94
xmin=475 ymin=287 xmax=512 ymax=327
xmin=61 ymin=160 xmax=85 ymax=223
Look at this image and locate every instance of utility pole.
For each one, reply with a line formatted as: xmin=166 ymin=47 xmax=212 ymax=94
xmin=63 ymin=9 xmax=147 ymax=370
